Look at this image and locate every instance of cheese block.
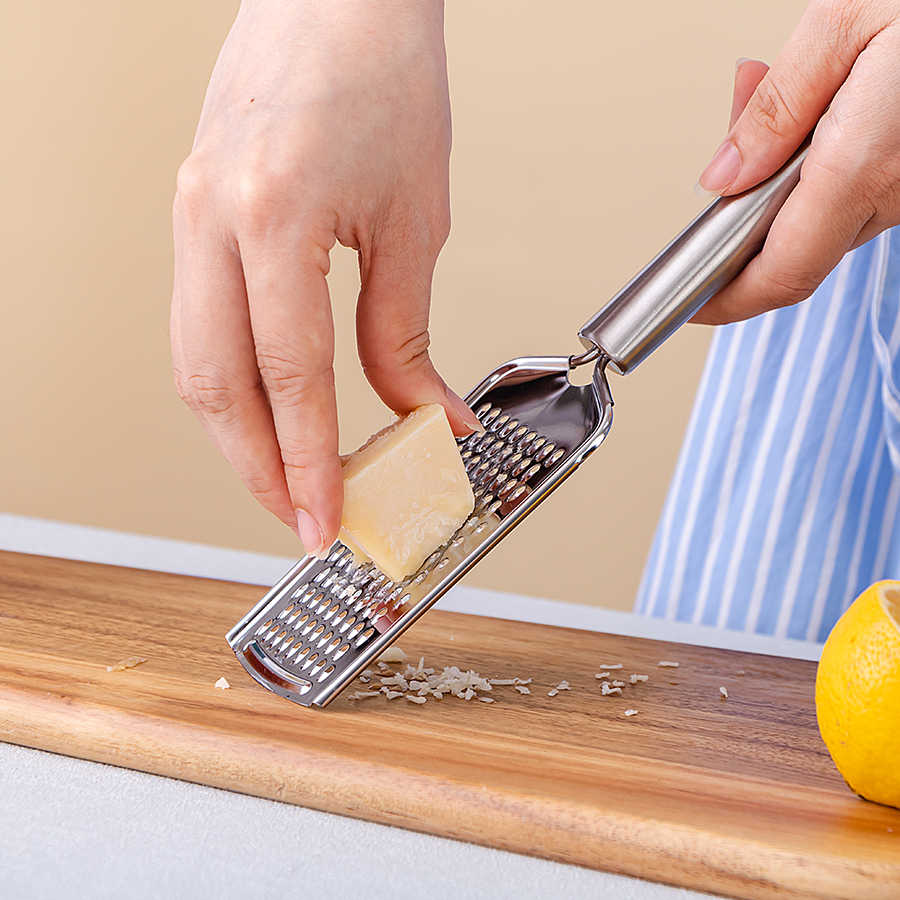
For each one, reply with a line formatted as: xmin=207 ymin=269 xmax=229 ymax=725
xmin=340 ymin=404 xmax=475 ymax=583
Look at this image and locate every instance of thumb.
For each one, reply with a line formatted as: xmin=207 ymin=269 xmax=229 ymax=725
xmin=697 ymin=8 xmax=857 ymax=196
xmin=354 ymin=216 xmax=482 ymax=436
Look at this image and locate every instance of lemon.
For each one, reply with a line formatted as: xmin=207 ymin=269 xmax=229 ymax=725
xmin=815 ymin=581 xmax=900 ymax=808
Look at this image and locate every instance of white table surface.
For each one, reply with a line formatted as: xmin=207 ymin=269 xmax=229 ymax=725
xmin=0 ymin=513 xmax=822 ymax=900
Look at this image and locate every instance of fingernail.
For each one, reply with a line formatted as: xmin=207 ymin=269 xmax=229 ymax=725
xmin=697 ymin=140 xmax=741 ymax=196
xmin=296 ymin=508 xmax=325 ymax=557
xmin=446 ymin=387 xmax=483 ymax=434
xmin=735 ymin=57 xmax=751 ymax=77
xmin=693 ymin=179 xmax=720 ymax=199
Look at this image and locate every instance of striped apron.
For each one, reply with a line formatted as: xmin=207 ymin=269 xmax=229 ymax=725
xmin=635 ymin=228 xmax=900 ymax=643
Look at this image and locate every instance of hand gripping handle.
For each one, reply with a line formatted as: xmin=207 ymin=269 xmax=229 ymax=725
xmin=578 ymin=139 xmax=810 ymax=375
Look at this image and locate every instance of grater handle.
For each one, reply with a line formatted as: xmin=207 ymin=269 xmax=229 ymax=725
xmin=578 ymin=137 xmax=810 ymax=375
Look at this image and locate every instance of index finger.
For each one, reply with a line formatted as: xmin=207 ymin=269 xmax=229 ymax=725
xmin=240 ymin=225 xmax=344 ymax=555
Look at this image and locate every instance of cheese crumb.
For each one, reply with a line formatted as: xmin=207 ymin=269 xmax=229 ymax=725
xmin=214 ymin=677 xmax=230 ymax=690
xmin=106 ymin=656 xmax=147 ymax=672
xmin=378 ymin=647 xmax=407 ymax=664
xmin=356 ymin=654 xmax=533 ymax=705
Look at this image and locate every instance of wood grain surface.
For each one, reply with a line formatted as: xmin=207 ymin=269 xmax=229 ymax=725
xmin=0 ymin=550 xmax=898 ymax=899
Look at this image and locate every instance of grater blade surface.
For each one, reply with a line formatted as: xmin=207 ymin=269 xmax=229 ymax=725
xmin=226 ymin=354 xmax=613 ymax=707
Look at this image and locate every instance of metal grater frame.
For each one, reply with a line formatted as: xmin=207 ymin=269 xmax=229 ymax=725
xmin=226 ymin=137 xmax=812 ymax=709
xmin=226 ymin=352 xmax=613 ymax=708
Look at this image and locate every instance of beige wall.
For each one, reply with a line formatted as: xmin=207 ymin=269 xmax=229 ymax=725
xmin=1 ymin=1 xmax=807 ymax=609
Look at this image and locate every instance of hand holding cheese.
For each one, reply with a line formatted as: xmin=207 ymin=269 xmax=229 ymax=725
xmin=340 ymin=405 xmax=475 ymax=583
xmin=170 ymin=0 xmax=479 ymax=557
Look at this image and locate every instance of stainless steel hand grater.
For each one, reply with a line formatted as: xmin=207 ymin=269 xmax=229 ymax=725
xmin=227 ymin=142 xmax=809 ymax=707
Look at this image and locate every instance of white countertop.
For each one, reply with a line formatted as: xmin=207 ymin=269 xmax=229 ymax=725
xmin=0 ymin=513 xmax=822 ymax=900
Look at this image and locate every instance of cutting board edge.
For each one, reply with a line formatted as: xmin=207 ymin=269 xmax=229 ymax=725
xmin=2 ymin=680 xmax=897 ymax=900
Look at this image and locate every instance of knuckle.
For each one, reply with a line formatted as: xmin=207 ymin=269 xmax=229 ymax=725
xmin=256 ymin=351 xmax=335 ymax=403
xmin=361 ymin=327 xmax=432 ymax=375
xmin=281 ymin=458 xmax=329 ymax=480
xmin=175 ymin=368 xmax=247 ymax=420
xmin=174 ymin=154 xmax=213 ymax=212
xmin=393 ymin=329 xmax=432 ymax=370
xmin=172 ymin=365 xmax=191 ymax=403
xmin=244 ymin=473 xmax=288 ymax=506
xmin=757 ymin=263 xmax=819 ymax=310
xmin=234 ymin=166 xmax=280 ymax=209
xmin=232 ymin=162 xmax=300 ymax=232
xmin=748 ymin=76 xmax=802 ymax=141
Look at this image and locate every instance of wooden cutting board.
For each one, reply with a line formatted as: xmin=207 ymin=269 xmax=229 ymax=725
xmin=0 ymin=550 xmax=897 ymax=899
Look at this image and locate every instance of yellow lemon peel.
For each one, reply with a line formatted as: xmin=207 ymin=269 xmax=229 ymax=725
xmin=815 ymin=581 xmax=900 ymax=809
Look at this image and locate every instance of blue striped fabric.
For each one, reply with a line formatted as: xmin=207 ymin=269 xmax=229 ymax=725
xmin=635 ymin=227 xmax=900 ymax=643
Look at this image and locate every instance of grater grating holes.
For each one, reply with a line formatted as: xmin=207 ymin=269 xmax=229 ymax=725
xmin=236 ymin=398 xmax=581 ymax=700
xmin=316 ymin=630 xmax=335 ymax=649
xmin=317 ymin=665 xmax=335 ymax=682
xmin=547 ymin=447 xmax=566 ymax=466
xmin=480 ymin=407 xmax=500 ymax=427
